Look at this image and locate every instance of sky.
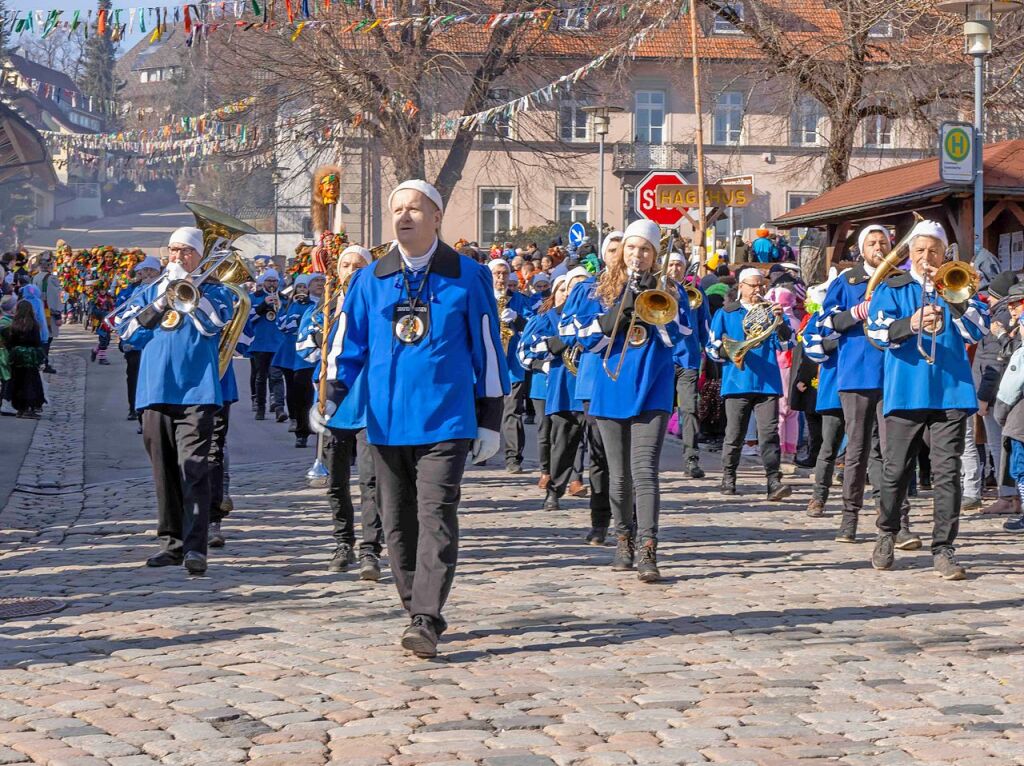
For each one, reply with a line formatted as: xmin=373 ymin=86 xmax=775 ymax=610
xmin=8 ymin=1 xmax=151 ymax=55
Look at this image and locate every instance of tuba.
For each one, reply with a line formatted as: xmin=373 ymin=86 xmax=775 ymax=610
xmin=720 ymin=298 xmax=782 ymax=370
xmin=183 ymin=202 xmax=257 ymax=377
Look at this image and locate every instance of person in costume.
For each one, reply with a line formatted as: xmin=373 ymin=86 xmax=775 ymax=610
xmin=246 ymin=269 xmax=286 ymax=421
xmin=273 ymin=273 xmax=319 ymax=447
xmin=116 ymin=256 xmax=162 ymax=424
xmin=866 ymin=220 xmax=988 ymax=579
xmin=320 ymin=180 xmax=508 ymax=658
xmin=114 ymin=226 xmax=235 ymax=576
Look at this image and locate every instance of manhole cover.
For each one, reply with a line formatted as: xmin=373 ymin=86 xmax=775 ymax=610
xmin=0 ymin=597 xmax=65 ymax=619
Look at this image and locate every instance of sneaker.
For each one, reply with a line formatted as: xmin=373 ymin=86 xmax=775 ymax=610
xmin=126 ymin=409 xmax=137 ymax=420
xmin=221 ymin=495 xmax=234 ymax=513
xmin=543 ymin=489 xmax=560 ymax=511
xmin=871 ymin=533 xmax=895 ymax=570
xmin=585 ymin=526 xmax=608 ymax=546
xmin=933 ymin=548 xmax=967 ymax=580
xmin=806 ymin=498 xmax=826 ymax=517
xmin=401 ymin=615 xmax=439 ymax=658
xmin=895 ymin=528 xmax=922 ymax=551
xmin=43 ymin=365 xmax=56 ymax=374
xmin=506 ymin=461 xmax=523 ymax=475
xmin=834 ymin=513 xmax=858 ymax=543
xmin=983 ymin=497 xmax=1020 ymax=515
xmin=208 ymin=522 xmax=225 ymax=548
xmin=184 ymin=551 xmax=207 ymax=575
xmin=636 ymin=541 xmax=661 ymax=583
xmin=295 ymin=435 xmax=308 ymax=448
xmin=328 ymin=543 xmax=356 ymax=572
xmin=611 ymin=535 xmax=635 ymax=571
xmin=1002 ymin=515 xmax=1024 ymax=531
xmin=720 ymin=475 xmax=737 ymax=496
xmin=741 ymin=443 xmax=758 ymax=457
xmin=961 ymin=496 xmax=982 ymax=512
xmin=275 ymin=408 xmax=288 ymax=423
xmin=767 ymin=480 xmax=792 ymax=502
xmin=359 ymin=552 xmax=381 ymax=582
xmin=145 ymin=550 xmax=183 ymax=567
xmin=686 ymin=459 xmax=705 ymax=479
xmin=567 ymin=480 xmax=588 ymax=497
xmin=538 ymin=473 xmax=551 ymax=490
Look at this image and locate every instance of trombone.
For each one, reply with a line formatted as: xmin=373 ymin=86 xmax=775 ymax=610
xmin=917 ymin=249 xmax=980 ymax=365
xmin=602 ymin=228 xmax=680 ymax=382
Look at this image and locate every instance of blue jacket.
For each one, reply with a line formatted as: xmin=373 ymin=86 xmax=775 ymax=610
xmin=672 ymin=285 xmax=710 ymax=370
xmin=246 ymin=291 xmax=285 ymax=354
xmin=272 ymin=297 xmax=316 ymax=370
xmin=707 ymin=302 xmax=794 ymax=397
xmin=573 ymin=279 xmax=691 ymax=419
xmin=300 ymin=296 xmax=368 ymax=431
xmin=519 ymin=309 xmax=580 ymax=415
xmin=499 ymin=289 xmax=535 ymax=384
xmin=558 ymin=277 xmax=601 ymax=407
xmin=115 ymin=277 xmax=234 ymax=408
xmin=330 ymin=242 xmax=510 ymax=446
xmin=802 ymin=311 xmax=841 ymax=414
xmin=867 ymin=271 xmax=988 ymax=414
xmin=820 ymin=263 xmax=883 ymax=392
xmin=751 ymin=237 xmax=778 ymax=263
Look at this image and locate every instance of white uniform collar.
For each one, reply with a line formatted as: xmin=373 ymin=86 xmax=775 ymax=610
xmin=398 ymin=237 xmax=439 ymax=271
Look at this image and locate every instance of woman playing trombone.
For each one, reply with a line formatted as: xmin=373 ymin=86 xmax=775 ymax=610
xmin=573 ymin=220 xmax=692 ymax=583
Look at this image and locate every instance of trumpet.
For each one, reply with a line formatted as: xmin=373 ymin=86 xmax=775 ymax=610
xmin=263 ymin=288 xmax=280 ymax=322
xmin=602 ymin=230 xmax=679 ymax=382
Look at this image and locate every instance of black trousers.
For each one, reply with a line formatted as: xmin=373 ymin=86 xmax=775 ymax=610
xmin=250 ymin=352 xmax=285 ymax=413
xmin=811 ymin=413 xmax=845 ymax=502
xmin=596 ymin=411 xmax=670 ymax=543
xmin=582 ymin=401 xmax=612 ymax=527
xmin=501 ymin=380 xmax=527 ymax=464
xmin=124 ymin=349 xmax=142 ymax=414
xmin=533 ymin=399 xmax=552 ymax=475
xmin=841 ymin=390 xmax=895 ymax=515
xmin=674 ymin=366 xmax=700 ymax=463
xmin=142 ymin=404 xmax=217 ymax=556
xmin=327 ymin=427 xmax=383 ymax=554
xmin=282 ymin=367 xmax=314 ymax=437
xmin=371 ymin=439 xmax=471 ymax=624
xmin=879 ymin=410 xmax=966 ymax=552
xmin=549 ymin=410 xmax=585 ymax=494
xmin=209 ymin=403 xmax=231 ymax=523
xmin=721 ymin=395 xmax=782 ymax=480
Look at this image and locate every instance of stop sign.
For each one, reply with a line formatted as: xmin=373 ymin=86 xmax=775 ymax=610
xmin=635 ymin=170 xmax=688 ymax=227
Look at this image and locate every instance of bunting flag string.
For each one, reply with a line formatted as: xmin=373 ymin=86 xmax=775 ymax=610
xmin=2 ymin=1 xmax=663 ymax=41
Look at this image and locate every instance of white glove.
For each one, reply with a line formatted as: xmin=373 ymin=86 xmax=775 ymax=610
xmin=470 ymin=427 xmax=500 ymax=464
xmin=309 ymin=400 xmax=338 ymax=434
xmin=153 ymin=293 xmax=169 ymax=311
xmin=500 ymin=308 xmax=517 ymax=324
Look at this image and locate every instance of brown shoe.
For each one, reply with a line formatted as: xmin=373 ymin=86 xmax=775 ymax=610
xmin=538 ymin=473 xmax=551 ymax=490
xmin=980 ymin=496 xmax=1020 ymax=515
xmin=567 ymin=480 xmax=588 ymax=498
xmin=806 ymin=498 xmax=825 ymax=517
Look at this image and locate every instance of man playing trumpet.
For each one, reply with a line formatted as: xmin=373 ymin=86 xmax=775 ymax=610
xmin=866 ymin=220 xmax=988 ymax=579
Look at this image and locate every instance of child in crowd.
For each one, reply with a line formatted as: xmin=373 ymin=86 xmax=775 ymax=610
xmin=91 ymin=291 xmax=115 ymax=365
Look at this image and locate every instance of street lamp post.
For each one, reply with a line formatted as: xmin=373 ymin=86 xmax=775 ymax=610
xmin=271 ymin=167 xmax=284 ymax=258
xmin=937 ymin=1 xmax=1023 ymax=257
xmin=582 ymin=105 xmax=623 ymax=242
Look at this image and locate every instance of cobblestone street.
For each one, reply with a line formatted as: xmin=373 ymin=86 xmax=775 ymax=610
xmin=2 ymin=329 xmax=1024 ymax=766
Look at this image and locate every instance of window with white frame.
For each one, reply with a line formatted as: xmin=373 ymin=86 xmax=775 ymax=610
xmin=713 ymin=2 xmax=744 ymax=34
xmin=480 ymin=188 xmax=514 ymax=244
xmin=864 ymin=115 xmax=893 ymax=148
xmin=790 ymin=96 xmax=822 ymax=146
xmin=868 ymin=18 xmax=893 ymax=37
xmin=634 ymin=89 xmax=665 ymax=145
xmin=787 ymin=192 xmax=817 ymax=211
xmin=714 ymin=91 xmax=744 ymax=145
xmin=558 ymin=103 xmax=590 ymax=142
xmin=557 ymin=190 xmax=591 ymax=224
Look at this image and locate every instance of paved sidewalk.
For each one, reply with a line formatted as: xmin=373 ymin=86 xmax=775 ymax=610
xmin=1 ymin=341 xmax=1024 ymax=765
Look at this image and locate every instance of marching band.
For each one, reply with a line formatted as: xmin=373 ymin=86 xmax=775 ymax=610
xmin=96 ymin=171 xmax=1013 ymax=659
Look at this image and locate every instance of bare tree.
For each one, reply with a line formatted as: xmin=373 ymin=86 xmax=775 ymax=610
xmin=17 ymin=30 xmax=86 ymax=81
xmin=209 ymin=1 xmax=675 ymax=205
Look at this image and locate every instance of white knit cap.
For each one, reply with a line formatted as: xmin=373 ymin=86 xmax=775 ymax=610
xmin=294 ymin=274 xmax=313 ymax=288
xmin=307 ymin=272 xmax=326 ymax=281
xmin=565 ymin=266 xmax=591 ymax=283
xmin=168 ymin=226 xmax=204 ymax=254
xmin=857 ymin=224 xmax=889 ymax=254
xmin=532 ymin=272 xmax=552 ymax=286
xmin=739 ymin=267 xmax=764 ymax=284
xmin=487 ymin=259 xmax=510 ymax=273
xmin=134 ymin=256 xmax=161 ymax=272
xmin=257 ymin=268 xmax=280 ymax=285
xmin=908 ymin=219 xmax=949 ymax=249
xmin=389 ymin=179 xmax=444 ymax=214
xmin=601 ymin=230 xmax=624 ymax=257
xmin=622 ymin=220 xmax=661 ymax=251
xmin=668 ymin=252 xmax=686 ymax=265
xmin=340 ymin=245 xmax=372 ymax=265
xmin=552 ymin=273 xmax=570 ymax=293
